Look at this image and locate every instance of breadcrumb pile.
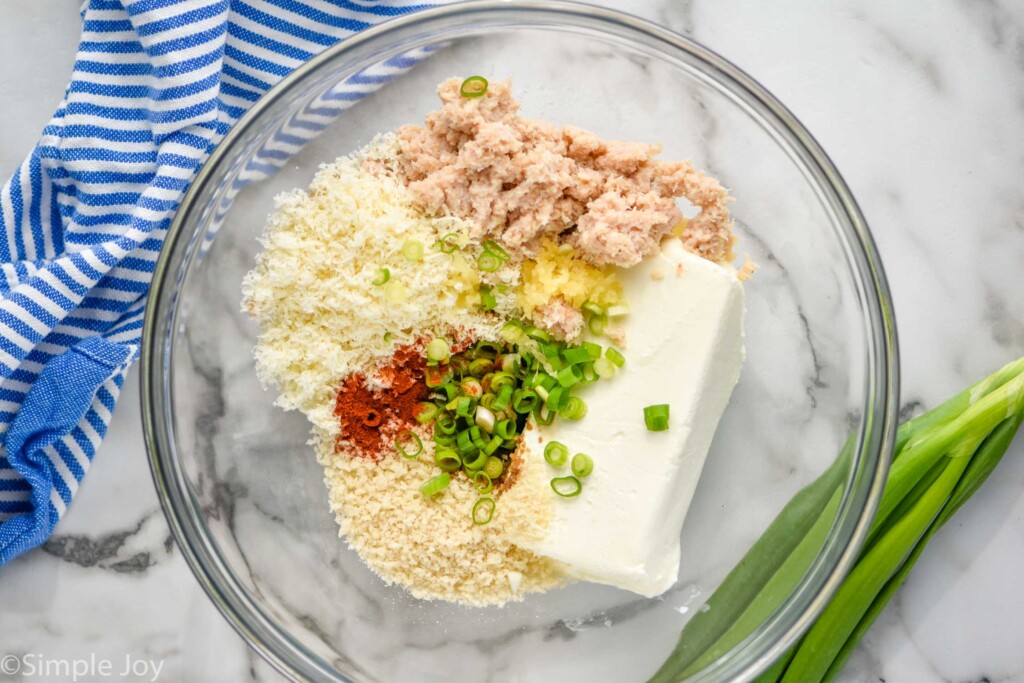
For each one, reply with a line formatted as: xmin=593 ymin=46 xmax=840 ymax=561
xmin=319 ymin=429 xmax=564 ymax=606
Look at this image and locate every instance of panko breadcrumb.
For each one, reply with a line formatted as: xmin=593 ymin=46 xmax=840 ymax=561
xmin=318 ymin=434 xmax=564 ymax=606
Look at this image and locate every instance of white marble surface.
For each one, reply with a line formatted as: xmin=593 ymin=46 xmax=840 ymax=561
xmin=1 ymin=1 xmax=1023 ymax=682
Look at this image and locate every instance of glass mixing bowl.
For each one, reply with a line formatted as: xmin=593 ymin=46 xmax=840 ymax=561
xmin=141 ymin=2 xmax=898 ymax=681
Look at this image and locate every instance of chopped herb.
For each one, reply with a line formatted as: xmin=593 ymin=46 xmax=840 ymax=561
xmin=460 ymin=75 xmax=489 ymax=98
xmin=371 ymin=267 xmax=390 ymax=286
xmin=644 ymin=404 xmax=670 ymax=431
xmin=571 ymin=453 xmax=594 ymax=478
xmin=420 ymin=473 xmax=450 ymax=498
xmin=551 ymin=476 xmax=582 ymax=498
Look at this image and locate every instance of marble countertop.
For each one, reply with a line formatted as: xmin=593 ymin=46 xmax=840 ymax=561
xmin=1 ymin=1 xmax=1022 ymax=681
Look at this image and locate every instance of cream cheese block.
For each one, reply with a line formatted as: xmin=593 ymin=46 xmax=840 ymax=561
xmin=510 ymin=238 xmax=745 ymax=597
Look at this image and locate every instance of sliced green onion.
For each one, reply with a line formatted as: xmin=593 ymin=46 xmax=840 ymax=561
xmin=395 ymin=431 xmax=423 ymax=458
xmin=500 ymin=353 xmax=520 ymax=374
xmin=383 ymin=280 xmax=407 ymax=303
xmin=468 ymin=358 xmax=493 ymax=376
xmin=546 ymin=386 xmax=570 ymax=412
xmin=587 ymin=312 xmax=608 ymax=336
xmin=551 ymin=476 xmax=582 ymax=498
xmin=644 ymin=403 xmax=670 ymax=431
xmin=479 ymin=285 xmax=497 ymax=311
xmin=421 ymin=473 xmax=450 ymax=498
xmin=483 ymin=456 xmax=504 ymax=480
xmin=606 ymin=347 xmax=626 ymax=367
xmin=455 ymin=396 xmax=475 ymax=418
xmin=435 ymin=448 xmax=462 ymax=472
xmin=479 ymin=392 xmax=496 ymax=409
xmin=606 ymin=303 xmax=630 ymax=317
xmin=535 ymin=373 xmax=557 ymax=392
xmin=435 ymin=381 xmax=458 ymax=402
xmin=560 ymin=396 xmax=588 ymax=420
xmin=383 ymin=331 xmax=393 ymax=343
xmin=460 ymin=75 xmax=489 ymax=98
xmin=469 ymin=425 xmax=488 ymax=450
xmin=424 ymin=365 xmax=449 ymax=387
xmin=472 ymin=497 xmax=496 ymax=525
xmin=450 ymin=355 xmax=470 ymax=375
xmin=571 ymin=453 xmax=594 ymax=478
xmin=476 ymin=341 xmax=502 ymax=358
xmin=482 ymin=435 xmax=503 ymax=456
xmin=463 ymin=449 xmax=487 ymax=471
xmin=581 ymin=341 xmax=602 ymax=359
xmin=563 ymin=347 xmax=592 ymax=365
xmin=461 ymin=377 xmax=483 ymax=398
xmin=436 ymin=232 xmax=460 ymax=253
xmin=534 ymin=403 xmax=556 ymax=425
xmin=525 ymin=325 xmax=551 ymax=342
xmin=475 ymin=405 xmax=496 ymax=433
xmin=489 ymin=371 xmax=515 ymax=393
xmin=473 ymin=471 xmax=494 ymax=494
xmin=478 ymin=252 xmax=502 ymax=272
xmin=456 ymin=430 xmax=476 ymax=455
xmin=371 ymin=267 xmax=390 ymax=286
xmin=495 ymin=419 xmax=518 ymax=440
xmin=579 ymin=362 xmax=599 ymax=384
xmin=539 ymin=342 xmax=563 ymax=366
xmin=544 ymin=441 xmax=569 ymax=467
xmin=594 ymin=357 xmax=617 ymax=378
xmin=402 ymin=239 xmax=424 ymax=262
xmin=492 ymin=383 xmax=514 ymax=411
xmin=433 ymin=432 xmax=456 ymax=447
xmin=512 ymin=388 xmax=538 ymax=414
xmin=582 ymin=300 xmax=605 ymax=317
xmin=426 ymin=337 xmax=450 ymax=362
xmin=556 ymin=365 xmax=582 ymax=388
xmin=433 ymin=411 xmax=457 ymax=430
xmin=413 ymin=402 xmax=439 ymax=424
xmin=481 ymin=239 xmax=510 ymax=261
xmin=499 ymin=321 xmax=523 ymax=343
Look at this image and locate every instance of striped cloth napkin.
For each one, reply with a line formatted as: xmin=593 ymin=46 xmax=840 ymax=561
xmin=0 ymin=0 xmax=433 ymax=565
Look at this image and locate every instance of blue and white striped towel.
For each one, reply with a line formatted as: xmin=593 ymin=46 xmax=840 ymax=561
xmin=0 ymin=0 xmax=433 ymax=565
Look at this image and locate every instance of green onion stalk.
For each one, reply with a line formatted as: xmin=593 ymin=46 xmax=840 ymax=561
xmin=649 ymin=356 xmax=1024 ymax=683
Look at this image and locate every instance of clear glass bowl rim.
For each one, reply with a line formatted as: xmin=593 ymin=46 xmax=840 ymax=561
xmin=141 ymin=2 xmax=900 ymax=682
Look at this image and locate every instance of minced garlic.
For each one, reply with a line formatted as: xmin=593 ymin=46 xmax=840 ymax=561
xmin=517 ymin=238 xmax=623 ymax=319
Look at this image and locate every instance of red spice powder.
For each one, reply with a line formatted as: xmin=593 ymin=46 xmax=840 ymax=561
xmin=335 ymin=344 xmax=429 ymax=459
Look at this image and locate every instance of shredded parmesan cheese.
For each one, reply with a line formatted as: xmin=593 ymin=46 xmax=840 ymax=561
xmin=242 ymin=136 xmax=503 ymax=437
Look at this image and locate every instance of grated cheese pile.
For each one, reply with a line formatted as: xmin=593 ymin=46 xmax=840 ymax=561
xmin=319 ymin=429 xmax=564 ymax=606
xmin=242 ymin=136 xmax=502 ymax=437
